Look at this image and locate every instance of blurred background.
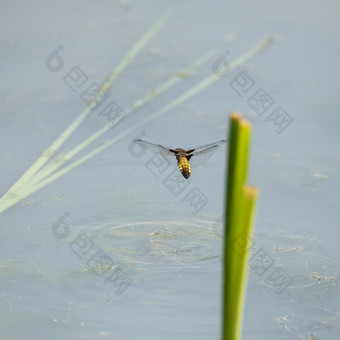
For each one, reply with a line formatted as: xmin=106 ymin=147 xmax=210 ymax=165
xmin=0 ymin=1 xmax=339 ymax=339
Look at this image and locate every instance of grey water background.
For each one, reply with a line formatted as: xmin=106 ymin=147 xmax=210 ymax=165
xmin=1 ymin=0 xmax=339 ymax=339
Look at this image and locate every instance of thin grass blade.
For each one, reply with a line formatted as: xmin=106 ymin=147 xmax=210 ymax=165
xmin=0 ymin=8 xmax=175 ymax=213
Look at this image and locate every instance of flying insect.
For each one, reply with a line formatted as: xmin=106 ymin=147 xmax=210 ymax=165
xmin=133 ymin=139 xmax=227 ymax=179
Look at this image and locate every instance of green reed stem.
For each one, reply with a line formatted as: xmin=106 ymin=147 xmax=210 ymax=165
xmin=222 ymin=114 xmax=259 ymax=340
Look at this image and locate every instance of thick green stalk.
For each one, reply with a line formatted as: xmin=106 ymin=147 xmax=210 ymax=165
xmin=222 ymin=114 xmax=259 ymax=340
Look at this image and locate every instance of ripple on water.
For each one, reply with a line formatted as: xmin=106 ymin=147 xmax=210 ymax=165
xmin=76 ymin=219 xmax=223 ymax=270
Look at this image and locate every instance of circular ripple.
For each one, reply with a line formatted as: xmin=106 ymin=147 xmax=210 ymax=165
xmin=80 ymin=219 xmax=223 ymax=268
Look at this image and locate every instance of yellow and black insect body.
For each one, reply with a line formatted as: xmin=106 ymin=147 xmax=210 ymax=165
xmin=177 ymin=156 xmax=191 ymax=179
xmin=172 ymin=147 xmax=194 ymax=179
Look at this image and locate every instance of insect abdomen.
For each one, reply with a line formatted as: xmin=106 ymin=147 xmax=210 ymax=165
xmin=178 ymin=157 xmax=191 ymax=179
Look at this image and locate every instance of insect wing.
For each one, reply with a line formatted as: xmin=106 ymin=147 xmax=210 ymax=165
xmin=133 ymin=139 xmax=178 ymax=166
xmin=188 ymin=140 xmax=226 ymax=167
